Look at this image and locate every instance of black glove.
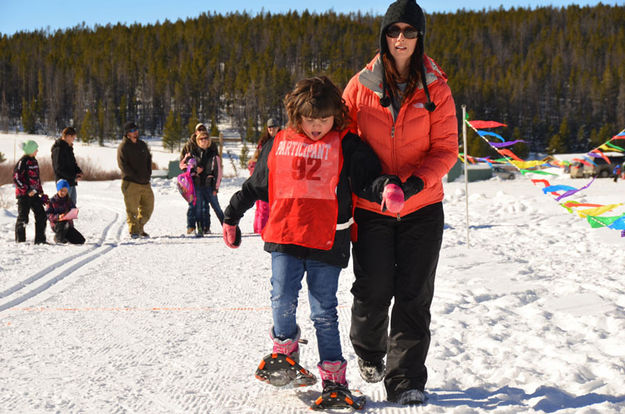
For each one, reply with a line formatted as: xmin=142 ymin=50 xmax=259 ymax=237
xmin=371 ymin=175 xmax=402 ymax=203
xmin=402 ymin=176 xmax=424 ymax=199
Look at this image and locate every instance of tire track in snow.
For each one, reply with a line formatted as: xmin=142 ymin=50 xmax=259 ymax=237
xmin=0 ymin=207 xmax=125 ymax=312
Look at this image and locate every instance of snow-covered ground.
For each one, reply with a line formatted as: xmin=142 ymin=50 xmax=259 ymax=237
xmin=1 ymin=132 xmax=624 ymax=413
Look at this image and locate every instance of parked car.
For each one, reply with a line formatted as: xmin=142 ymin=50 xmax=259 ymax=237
xmin=582 ymin=154 xmax=625 ymax=178
xmin=492 ymin=165 xmax=516 ymax=180
xmin=569 ymin=161 xmax=585 ymax=178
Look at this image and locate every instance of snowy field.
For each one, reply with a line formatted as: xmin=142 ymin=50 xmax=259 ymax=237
xmin=1 ymin=132 xmax=624 ymax=414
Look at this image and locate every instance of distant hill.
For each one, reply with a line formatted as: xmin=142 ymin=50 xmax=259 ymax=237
xmin=0 ymin=5 xmax=623 ymax=154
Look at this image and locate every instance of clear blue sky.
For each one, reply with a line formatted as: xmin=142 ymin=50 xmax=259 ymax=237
xmin=0 ymin=0 xmax=619 ymax=36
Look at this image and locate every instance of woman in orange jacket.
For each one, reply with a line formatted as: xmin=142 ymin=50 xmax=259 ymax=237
xmin=342 ymin=0 xmax=458 ymax=405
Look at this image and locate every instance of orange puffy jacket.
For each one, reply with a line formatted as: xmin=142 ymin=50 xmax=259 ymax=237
xmin=343 ymin=54 xmax=458 ymax=217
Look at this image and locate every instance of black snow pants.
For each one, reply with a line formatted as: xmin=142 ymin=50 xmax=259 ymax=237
xmin=350 ymin=202 xmax=444 ymax=401
xmin=15 ymin=196 xmax=47 ymax=243
xmin=53 ymin=221 xmax=85 ymax=245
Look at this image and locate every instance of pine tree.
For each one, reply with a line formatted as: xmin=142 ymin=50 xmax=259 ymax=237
xmin=240 ymin=141 xmax=249 ymax=168
xmin=594 ymin=124 xmax=614 ymax=148
xmin=103 ymin=98 xmax=117 ymax=144
xmin=210 ymin=116 xmax=219 ymax=136
xmin=163 ymin=109 xmax=180 ymax=152
xmin=245 ymin=117 xmax=257 ymax=143
xmin=467 ymin=130 xmax=491 ymax=158
xmin=1 ymin=5 xmax=624 ymax=152
xmin=511 ymin=127 xmax=529 ymax=159
xmin=21 ymin=98 xmax=36 ymax=134
xmin=119 ymin=95 xmax=128 ymax=134
xmin=576 ymin=126 xmax=587 ymax=151
xmin=79 ymin=110 xmax=96 ymax=143
xmin=36 ymin=70 xmax=46 ymax=132
xmin=1 ymin=93 xmax=11 ymax=132
xmin=97 ymin=100 xmax=105 ymax=146
xmin=546 ymin=133 xmax=567 ymax=155
xmin=547 ymin=118 xmax=570 ymax=154
xmin=176 ymin=112 xmax=185 ymax=150
xmin=187 ymin=108 xmax=199 ymax=137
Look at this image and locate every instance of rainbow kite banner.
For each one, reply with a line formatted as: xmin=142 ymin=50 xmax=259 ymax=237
xmin=465 ymin=119 xmax=625 ymax=236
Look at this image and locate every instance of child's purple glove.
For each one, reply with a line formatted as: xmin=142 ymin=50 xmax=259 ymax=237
xmin=381 ymin=183 xmax=404 ymax=214
xmin=40 ymin=194 xmax=50 ymax=205
xmin=223 ymin=223 xmax=241 ymax=248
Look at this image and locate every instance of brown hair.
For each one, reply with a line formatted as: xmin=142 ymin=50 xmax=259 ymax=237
xmin=62 ymin=126 xmax=76 ymax=138
xmin=382 ymin=35 xmax=424 ymax=105
xmin=284 ymin=76 xmax=350 ymax=134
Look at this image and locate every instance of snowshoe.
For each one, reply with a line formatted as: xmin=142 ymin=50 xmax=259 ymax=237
xmin=311 ymin=381 xmax=366 ymax=410
xmin=255 ymin=353 xmax=317 ymax=387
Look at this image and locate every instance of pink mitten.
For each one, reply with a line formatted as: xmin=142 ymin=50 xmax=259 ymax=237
xmin=223 ymin=223 xmax=241 ymax=248
xmin=381 ymin=183 xmax=405 ymax=214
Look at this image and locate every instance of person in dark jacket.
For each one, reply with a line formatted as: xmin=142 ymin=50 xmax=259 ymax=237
xmin=13 ymin=140 xmax=47 ymax=244
xmin=179 ymin=130 xmax=224 ymax=236
xmin=222 ymin=76 xmax=396 ymax=409
xmin=46 ymin=179 xmax=85 ymax=244
xmin=117 ymin=121 xmax=154 ymax=239
xmin=51 ymin=126 xmax=83 ymax=205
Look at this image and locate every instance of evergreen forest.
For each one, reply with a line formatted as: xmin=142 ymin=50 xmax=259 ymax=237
xmin=0 ymin=5 xmax=623 ymax=156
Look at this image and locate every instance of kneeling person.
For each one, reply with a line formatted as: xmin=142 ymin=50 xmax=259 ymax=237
xmin=46 ymin=179 xmax=85 ymax=245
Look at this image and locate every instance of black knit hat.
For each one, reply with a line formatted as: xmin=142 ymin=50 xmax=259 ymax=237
xmin=379 ymin=0 xmax=425 ymax=54
xmin=124 ymin=121 xmax=138 ymax=134
xmin=379 ymin=0 xmax=435 ymax=112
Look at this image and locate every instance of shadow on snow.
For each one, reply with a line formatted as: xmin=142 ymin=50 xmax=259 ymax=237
xmin=428 ymin=386 xmax=625 ymax=412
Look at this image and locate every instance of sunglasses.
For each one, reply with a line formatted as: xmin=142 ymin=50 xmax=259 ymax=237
xmin=385 ymin=25 xmax=420 ymax=39
xmin=128 ymin=128 xmax=138 ymax=133
xmin=197 ymin=137 xmax=209 ymax=141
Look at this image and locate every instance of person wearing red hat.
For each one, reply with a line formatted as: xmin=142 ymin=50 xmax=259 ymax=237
xmin=342 ymin=0 xmax=459 ymax=405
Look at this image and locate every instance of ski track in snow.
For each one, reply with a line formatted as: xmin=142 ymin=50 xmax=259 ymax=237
xmin=0 ymin=203 xmax=124 ymax=311
xmin=1 ymin=138 xmax=625 ymax=413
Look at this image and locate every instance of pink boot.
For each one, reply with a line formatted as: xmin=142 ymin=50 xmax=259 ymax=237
xmin=318 ymin=360 xmax=347 ymax=385
xmin=312 ymin=361 xmax=366 ymax=410
xmin=270 ymin=326 xmax=300 ymax=362
xmin=255 ymin=326 xmax=316 ymax=387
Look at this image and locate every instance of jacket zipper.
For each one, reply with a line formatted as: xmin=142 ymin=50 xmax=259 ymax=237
xmin=390 ymin=122 xmax=401 ymax=221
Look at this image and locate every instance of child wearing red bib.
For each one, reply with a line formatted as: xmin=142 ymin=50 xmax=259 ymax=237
xmin=223 ymin=76 xmax=402 ymax=409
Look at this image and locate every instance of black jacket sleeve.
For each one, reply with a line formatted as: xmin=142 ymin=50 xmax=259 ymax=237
xmin=341 ymin=133 xmax=383 ymax=202
xmin=13 ymin=157 xmax=27 ymax=191
xmin=224 ymin=137 xmax=274 ymax=225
